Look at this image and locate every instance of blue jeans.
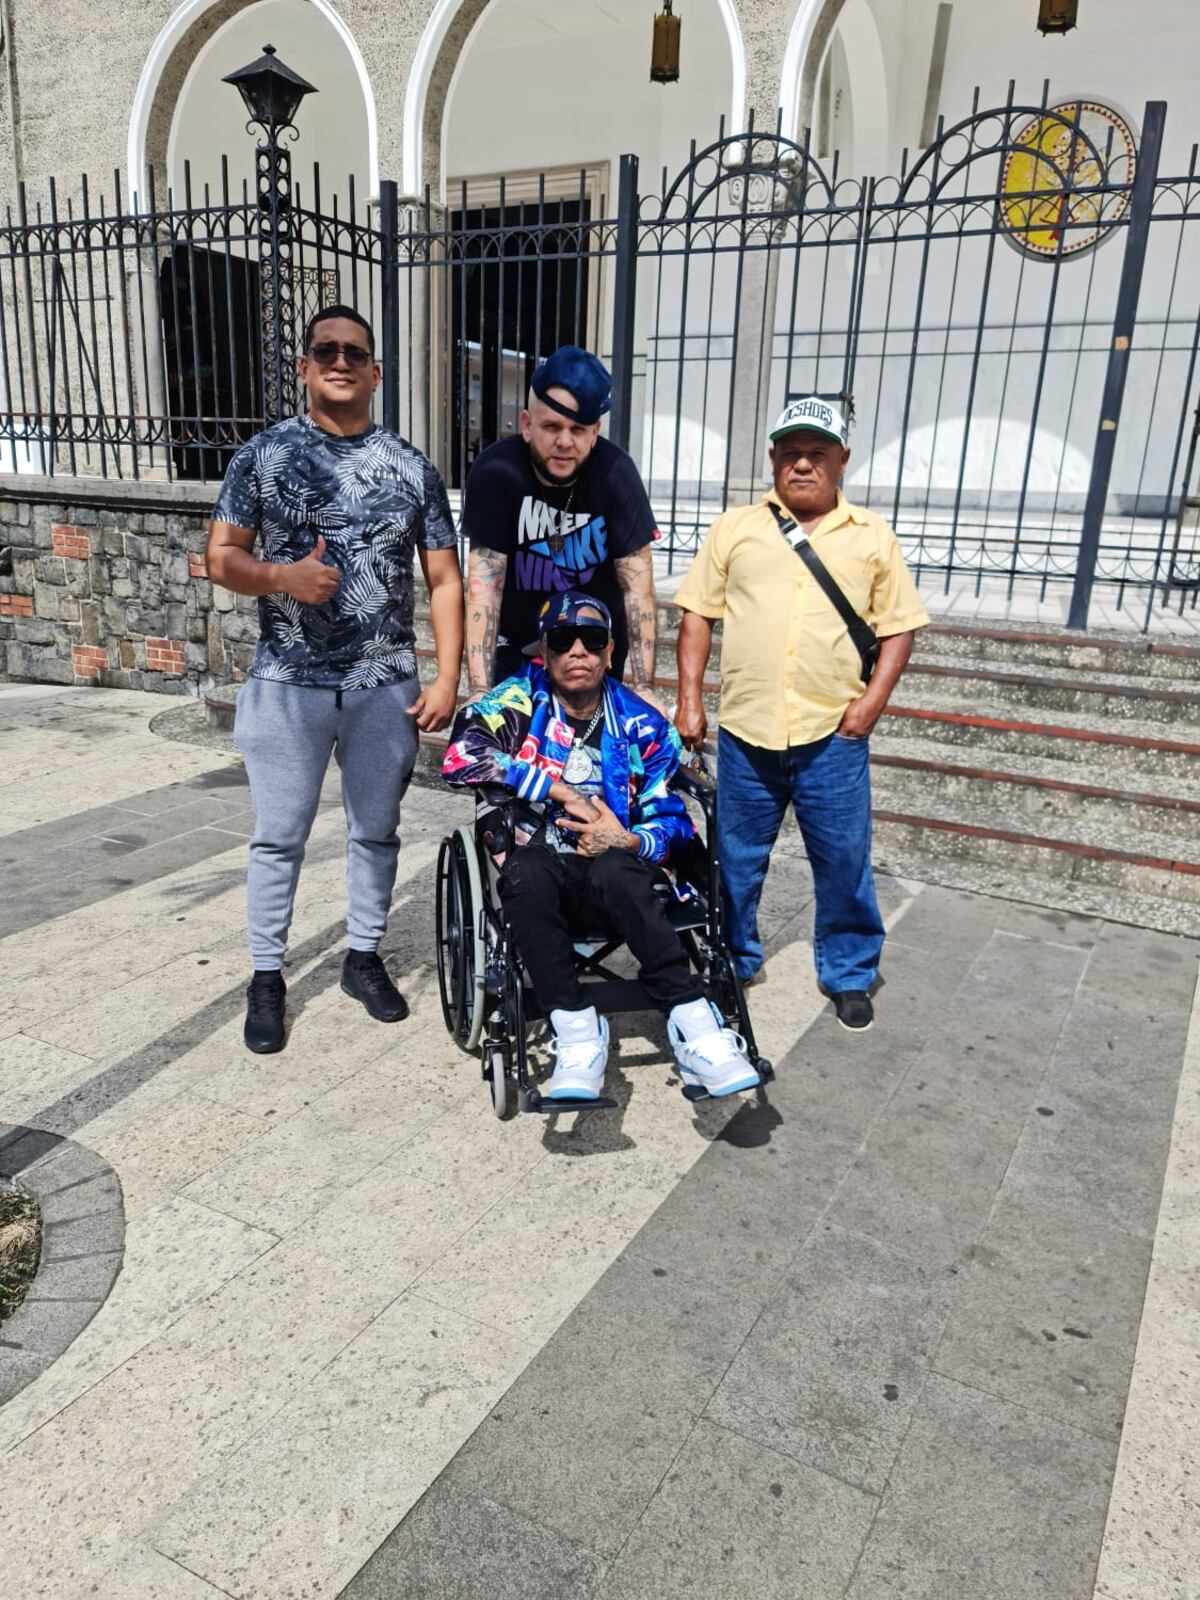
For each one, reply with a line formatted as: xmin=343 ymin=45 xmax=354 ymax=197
xmin=715 ymin=726 xmax=885 ymax=993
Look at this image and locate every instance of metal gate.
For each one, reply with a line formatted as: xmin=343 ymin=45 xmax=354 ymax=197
xmin=1 ymin=91 xmax=1198 ymax=629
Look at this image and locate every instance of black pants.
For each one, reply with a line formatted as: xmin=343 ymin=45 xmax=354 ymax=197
xmin=498 ymin=845 xmax=703 ymax=1014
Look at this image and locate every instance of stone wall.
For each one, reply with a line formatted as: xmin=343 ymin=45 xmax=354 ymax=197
xmin=0 ymin=477 xmax=257 ymax=694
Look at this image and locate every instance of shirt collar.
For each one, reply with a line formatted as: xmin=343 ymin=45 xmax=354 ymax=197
xmin=763 ymin=489 xmax=867 ymax=534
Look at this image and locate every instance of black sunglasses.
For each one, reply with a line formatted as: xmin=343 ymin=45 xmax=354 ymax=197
xmin=307 ymin=340 xmax=373 ymax=368
xmin=543 ymin=624 xmax=610 ymax=655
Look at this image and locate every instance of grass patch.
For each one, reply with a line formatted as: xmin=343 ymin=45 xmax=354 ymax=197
xmin=0 ymin=1181 xmax=41 ymax=1322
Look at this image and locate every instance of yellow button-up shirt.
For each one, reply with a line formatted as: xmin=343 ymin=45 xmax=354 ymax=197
xmin=673 ymin=492 xmax=929 ymax=751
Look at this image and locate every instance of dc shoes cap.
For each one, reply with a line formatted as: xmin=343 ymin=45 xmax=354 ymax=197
xmin=530 ymin=346 xmax=613 ymax=425
xmin=769 ymin=395 xmax=849 ymax=446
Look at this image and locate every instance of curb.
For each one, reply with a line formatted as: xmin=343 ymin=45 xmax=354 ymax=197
xmin=0 ymin=1125 xmax=125 ymax=1405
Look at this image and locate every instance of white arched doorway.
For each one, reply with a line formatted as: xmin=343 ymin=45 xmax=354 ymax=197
xmin=125 ymin=0 xmax=377 ymax=481
xmin=780 ymin=0 xmax=890 ymax=178
xmin=407 ymin=0 xmax=745 ymax=201
xmin=128 ymin=0 xmax=376 ymax=208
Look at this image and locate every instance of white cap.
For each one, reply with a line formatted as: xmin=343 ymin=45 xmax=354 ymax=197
xmin=769 ymin=396 xmax=849 ymax=446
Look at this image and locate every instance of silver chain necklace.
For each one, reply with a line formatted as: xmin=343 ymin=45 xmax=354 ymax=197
xmin=561 ymin=698 xmax=604 ymax=782
xmin=548 ymin=479 xmax=577 ymax=557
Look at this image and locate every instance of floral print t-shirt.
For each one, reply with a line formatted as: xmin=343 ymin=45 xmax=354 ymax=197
xmin=212 ymin=415 xmax=457 ymax=690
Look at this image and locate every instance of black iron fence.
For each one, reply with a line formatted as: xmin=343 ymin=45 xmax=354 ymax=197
xmin=1 ymin=89 xmax=1198 ymax=628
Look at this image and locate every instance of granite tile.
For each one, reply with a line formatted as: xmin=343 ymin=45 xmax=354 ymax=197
xmin=152 ymin=1295 xmax=530 ymax=1600
xmin=826 ymin=932 xmax=1089 ymax=1264
xmin=705 ymin=1224 xmax=947 ymax=1494
xmin=0 ymin=1195 xmax=275 ymax=1453
xmin=597 ymin=1419 xmax=876 ymax=1600
xmin=342 ymin=1481 xmax=606 ymax=1600
xmin=447 ymin=1253 xmax=764 ymax=1557
xmin=844 ymin=1373 xmax=1114 ymax=1600
xmin=179 ymin=1066 xmax=456 ymax=1234
xmin=934 ymin=1171 xmax=1151 ymax=1439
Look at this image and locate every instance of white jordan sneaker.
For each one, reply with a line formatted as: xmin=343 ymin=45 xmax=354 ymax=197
xmin=667 ymin=999 xmax=760 ymax=1098
xmin=546 ymin=1007 xmax=610 ymax=1100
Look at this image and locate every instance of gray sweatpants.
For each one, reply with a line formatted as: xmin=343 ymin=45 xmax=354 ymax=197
xmin=234 ymin=676 xmax=421 ymax=970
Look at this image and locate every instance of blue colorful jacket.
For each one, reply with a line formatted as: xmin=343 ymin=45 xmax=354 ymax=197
xmin=442 ymin=664 xmax=695 ymax=864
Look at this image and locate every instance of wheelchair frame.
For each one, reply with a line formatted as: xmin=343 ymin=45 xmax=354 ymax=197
xmin=435 ymin=763 xmax=774 ymax=1118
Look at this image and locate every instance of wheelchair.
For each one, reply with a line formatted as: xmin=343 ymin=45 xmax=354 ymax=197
xmin=434 ymin=761 xmax=774 ymax=1118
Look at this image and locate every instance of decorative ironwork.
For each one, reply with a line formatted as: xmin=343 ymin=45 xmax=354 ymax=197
xmin=0 ymin=91 xmax=1197 ymax=630
xmin=999 ymin=101 xmax=1137 ymax=258
xmin=227 ymin=44 xmax=317 ymax=423
xmin=256 ymin=139 xmax=296 ymax=423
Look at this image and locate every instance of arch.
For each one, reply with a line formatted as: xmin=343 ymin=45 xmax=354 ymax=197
xmin=778 ymin=0 xmax=844 ymax=154
xmin=127 ymin=0 xmax=379 ymax=208
xmin=780 ymin=0 xmax=889 ymax=175
xmin=402 ymin=0 xmax=748 ymax=200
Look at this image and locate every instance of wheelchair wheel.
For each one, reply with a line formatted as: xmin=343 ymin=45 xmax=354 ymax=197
xmin=435 ymin=827 xmax=486 ymax=1051
xmin=485 ymin=1039 xmax=514 ymax=1120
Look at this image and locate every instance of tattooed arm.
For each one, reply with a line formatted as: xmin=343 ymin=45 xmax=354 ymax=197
xmin=614 ymin=547 xmax=658 ymax=695
xmin=465 ymin=546 xmax=508 ymax=693
xmin=558 ymin=797 xmax=640 ymax=856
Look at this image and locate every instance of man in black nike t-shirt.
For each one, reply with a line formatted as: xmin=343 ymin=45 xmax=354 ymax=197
xmin=462 ymin=345 xmax=660 ymax=696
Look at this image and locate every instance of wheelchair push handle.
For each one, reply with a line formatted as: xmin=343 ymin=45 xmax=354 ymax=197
xmin=669 ymin=751 xmax=717 ymax=813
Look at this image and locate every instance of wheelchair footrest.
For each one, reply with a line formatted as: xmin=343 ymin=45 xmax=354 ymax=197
xmin=681 ymin=1057 xmax=774 ymax=1103
xmin=521 ymin=1088 xmax=618 ymax=1114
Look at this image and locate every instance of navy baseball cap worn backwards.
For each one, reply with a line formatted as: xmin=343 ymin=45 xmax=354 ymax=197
xmin=537 ymin=590 xmax=613 ymax=636
xmin=523 ymin=590 xmax=613 ymax=656
xmin=530 ymin=346 xmax=613 ymax=425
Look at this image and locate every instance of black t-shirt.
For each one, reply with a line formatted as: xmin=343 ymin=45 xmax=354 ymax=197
xmin=462 ymin=434 xmax=657 ymax=668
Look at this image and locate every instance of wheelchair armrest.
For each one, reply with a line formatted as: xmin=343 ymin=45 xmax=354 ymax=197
xmin=476 ymin=783 xmax=519 ymax=813
xmin=670 ymin=761 xmax=716 ymax=812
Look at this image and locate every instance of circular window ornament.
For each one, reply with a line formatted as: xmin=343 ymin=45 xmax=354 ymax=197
xmin=999 ymin=100 xmax=1138 ymax=259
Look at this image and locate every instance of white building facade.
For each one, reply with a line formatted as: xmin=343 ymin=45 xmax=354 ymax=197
xmin=0 ymin=0 xmax=1197 ymax=600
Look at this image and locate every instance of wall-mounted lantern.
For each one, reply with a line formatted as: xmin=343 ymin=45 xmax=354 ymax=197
xmin=651 ymin=1 xmax=681 ymax=84
xmin=1037 ymin=0 xmax=1079 ymax=34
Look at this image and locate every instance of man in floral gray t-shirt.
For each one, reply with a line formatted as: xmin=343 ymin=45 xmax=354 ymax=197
xmin=213 ymin=414 xmax=455 ymax=689
xmin=207 ymin=305 xmax=464 ymax=1053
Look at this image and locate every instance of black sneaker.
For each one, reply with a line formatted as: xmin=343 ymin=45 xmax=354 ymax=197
xmin=341 ymin=950 xmax=409 ymax=1022
xmin=832 ymin=991 xmax=874 ymax=1032
xmin=244 ymin=971 xmax=286 ymax=1054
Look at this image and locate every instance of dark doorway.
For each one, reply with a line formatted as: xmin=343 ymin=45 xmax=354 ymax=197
xmin=160 ymin=246 xmax=261 ymax=480
xmin=448 ymin=195 xmax=592 ymax=488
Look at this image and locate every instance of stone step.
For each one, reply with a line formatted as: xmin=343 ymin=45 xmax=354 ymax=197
xmin=878 ymin=699 xmax=1200 ymax=780
xmin=415 ymin=722 xmax=1200 ymax=906
xmin=918 ymin=621 xmax=1200 ymax=683
xmin=899 ymin=656 xmax=1200 ymax=724
xmin=872 ymin=842 xmax=1200 ymax=941
xmin=872 ymin=797 xmax=1200 ymax=906
xmin=870 ymin=747 xmax=1200 ymax=843
xmin=414 ymin=604 xmax=1200 ymax=690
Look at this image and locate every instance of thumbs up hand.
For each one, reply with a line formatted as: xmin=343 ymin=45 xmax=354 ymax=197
xmin=278 ymin=535 xmax=341 ymax=605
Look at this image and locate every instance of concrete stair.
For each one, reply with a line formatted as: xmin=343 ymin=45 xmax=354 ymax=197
xmin=873 ymin=623 xmax=1200 ymax=934
xmin=212 ymin=601 xmax=1200 ymax=938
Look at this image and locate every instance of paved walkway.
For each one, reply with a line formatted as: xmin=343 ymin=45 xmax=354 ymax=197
xmin=0 ymin=683 xmax=1196 ymax=1599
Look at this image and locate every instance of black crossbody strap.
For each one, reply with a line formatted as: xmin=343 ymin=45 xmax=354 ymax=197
xmin=767 ymin=501 xmax=878 ymax=663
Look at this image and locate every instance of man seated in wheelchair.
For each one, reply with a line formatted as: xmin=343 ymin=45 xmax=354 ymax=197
xmin=441 ymin=589 xmax=760 ymax=1102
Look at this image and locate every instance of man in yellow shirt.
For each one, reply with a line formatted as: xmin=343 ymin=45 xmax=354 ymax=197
xmin=673 ymin=397 xmax=928 ymax=1031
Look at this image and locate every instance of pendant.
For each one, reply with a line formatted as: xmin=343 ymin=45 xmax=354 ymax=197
xmin=562 ymin=746 xmax=592 ymax=784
